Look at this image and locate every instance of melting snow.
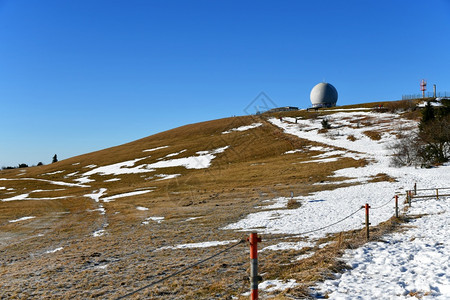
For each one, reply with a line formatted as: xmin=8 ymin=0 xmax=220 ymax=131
xmin=136 ymin=206 xmax=149 ymax=211
xmin=84 ymin=188 xmax=107 ymax=202
xmin=74 ymin=177 xmax=95 ymax=184
xmin=92 ymin=229 xmax=106 ymax=237
xmin=104 ymin=178 xmax=121 ymax=182
xmin=223 ymin=111 xmax=450 ymax=298
xmin=164 ymin=149 xmax=187 ymax=158
xmin=262 ymin=241 xmax=314 ymax=251
xmin=102 ymin=190 xmax=152 ymax=202
xmin=143 ymin=146 xmax=169 ymax=152
xmin=284 ymin=149 xmax=303 ymax=154
xmin=9 ymin=216 xmax=36 ymax=223
xmin=242 ymin=279 xmax=299 ymax=296
xmin=155 ymin=174 xmax=181 ymax=181
xmin=43 ymin=170 xmax=64 ymax=175
xmin=222 ymin=122 xmax=263 ymax=134
xmin=185 ymin=216 xmax=202 ymax=221
xmin=45 ymin=247 xmax=63 ymax=254
xmin=158 ymin=240 xmax=239 ymax=250
xmin=0 ymin=178 xmax=88 ymax=188
xmin=65 ymin=171 xmax=79 ymax=177
xmin=142 ymin=216 xmax=164 ymax=224
xmin=316 ymin=196 xmax=450 ymax=299
xmin=2 ymin=194 xmax=72 ymax=202
xmin=84 ymin=157 xmax=153 ymax=176
xmin=147 ymin=146 xmax=229 ymax=170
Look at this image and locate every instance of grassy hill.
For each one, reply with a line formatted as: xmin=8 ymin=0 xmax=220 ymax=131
xmin=0 ymin=100 xmax=422 ymax=299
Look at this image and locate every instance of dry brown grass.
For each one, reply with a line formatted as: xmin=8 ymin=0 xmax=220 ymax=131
xmin=368 ymin=173 xmax=397 ymax=183
xmin=0 ymin=109 xmax=416 ymax=299
xmin=286 ymin=198 xmax=301 ymax=209
xmin=363 ymin=130 xmax=382 ymax=140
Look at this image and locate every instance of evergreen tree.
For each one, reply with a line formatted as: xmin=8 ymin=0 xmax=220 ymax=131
xmin=52 ymin=154 xmax=58 ymax=163
xmin=421 ymin=101 xmax=435 ymax=123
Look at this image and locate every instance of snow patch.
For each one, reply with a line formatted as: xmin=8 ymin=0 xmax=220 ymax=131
xmin=155 ymin=174 xmax=181 ymax=181
xmin=92 ymin=229 xmax=106 ymax=237
xmin=102 ymin=190 xmax=152 ymax=202
xmin=84 ymin=157 xmax=153 ymax=176
xmin=9 ymin=216 xmax=36 ymax=223
xmin=147 ymin=146 xmax=229 ymax=170
xmin=262 ymin=241 xmax=314 ymax=251
xmin=222 ymin=123 xmax=262 ymax=134
xmin=142 ymin=216 xmax=164 ymax=224
xmin=143 ymin=146 xmax=169 ymax=152
xmin=84 ymin=188 xmax=107 ymax=202
xmin=158 ymin=240 xmax=239 ymax=250
xmin=45 ymin=247 xmax=63 ymax=254
xmin=104 ymin=178 xmax=121 ymax=182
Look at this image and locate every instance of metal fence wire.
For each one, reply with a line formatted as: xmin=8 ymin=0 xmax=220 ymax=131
xmin=402 ymin=91 xmax=450 ymax=100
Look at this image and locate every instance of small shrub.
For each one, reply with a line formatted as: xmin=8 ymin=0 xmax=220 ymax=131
xmin=347 ymin=135 xmax=357 ymax=141
xmin=387 ymin=135 xmax=421 ymax=167
xmin=321 ymin=118 xmax=331 ymax=129
xmin=287 ymin=198 xmax=301 ymax=209
xmin=363 ymin=130 xmax=382 ymax=140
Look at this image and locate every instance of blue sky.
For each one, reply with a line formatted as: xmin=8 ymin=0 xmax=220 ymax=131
xmin=1 ymin=0 xmax=449 ymax=167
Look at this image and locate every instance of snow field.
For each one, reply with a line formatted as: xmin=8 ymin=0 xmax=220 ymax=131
xmin=316 ymin=196 xmax=450 ymax=299
xmin=224 ymin=111 xmax=450 ymax=296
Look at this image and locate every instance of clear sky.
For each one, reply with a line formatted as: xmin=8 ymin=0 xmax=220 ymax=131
xmin=1 ymin=0 xmax=449 ymax=167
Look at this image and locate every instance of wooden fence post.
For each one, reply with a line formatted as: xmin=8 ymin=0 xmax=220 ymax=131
xmin=365 ymin=203 xmax=371 ymax=241
xmin=414 ymin=183 xmax=417 ymax=195
xmin=436 ymin=189 xmax=439 ymax=200
xmin=248 ymin=233 xmax=262 ymax=300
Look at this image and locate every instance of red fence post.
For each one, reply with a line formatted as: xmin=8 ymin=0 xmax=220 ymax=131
xmin=365 ymin=203 xmax=371 ymax=241
xmin=248 ymin=232 xmax=262 ymax=300
xmin=395 ymin=195 xmax=399 ymax=218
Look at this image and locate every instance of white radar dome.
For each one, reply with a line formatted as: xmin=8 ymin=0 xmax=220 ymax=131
xmin=310 ymin=82 xmax=338 ymax=108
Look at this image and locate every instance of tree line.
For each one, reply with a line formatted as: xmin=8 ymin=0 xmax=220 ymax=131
xmin=390 ymin=99 xmax=450 ymax=167
xmin=1 ymin=154 xmax=58 ymax=170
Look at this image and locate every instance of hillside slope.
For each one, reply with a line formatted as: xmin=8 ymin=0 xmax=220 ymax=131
xmin=1 ymin=102 xmax=448 ymax=299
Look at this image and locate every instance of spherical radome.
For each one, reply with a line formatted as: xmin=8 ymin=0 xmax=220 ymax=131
xmin=310 ymin=82 xmax=338 ymax=108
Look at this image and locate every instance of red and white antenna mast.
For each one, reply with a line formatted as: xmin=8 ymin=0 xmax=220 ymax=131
xmin=420 ymin=79 xmax=427 ymax=98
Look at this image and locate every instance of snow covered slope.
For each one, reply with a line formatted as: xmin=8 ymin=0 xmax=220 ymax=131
xmin=222 ymin=110 xmax=450 ymax=298
xmin=1 ymin=105 xmax=449 ymax=299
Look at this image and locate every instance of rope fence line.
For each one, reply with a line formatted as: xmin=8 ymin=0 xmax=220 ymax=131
xmin=415 ymin=187 xmax=450 ymax=191
xmin=296 ymin=206 xmax=364 ymax=236
xmin=370 ymin=196 xmax=396 ymax=210
xmin=261 ymin=206 xmax=364 ymax=242
xmin=115 ymin=239 xmax=245 ymax=299
xmin=116 ymin=184 xmax=444 ymax=299
xmin=407 ymin=184 xmax=450 ymax=204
